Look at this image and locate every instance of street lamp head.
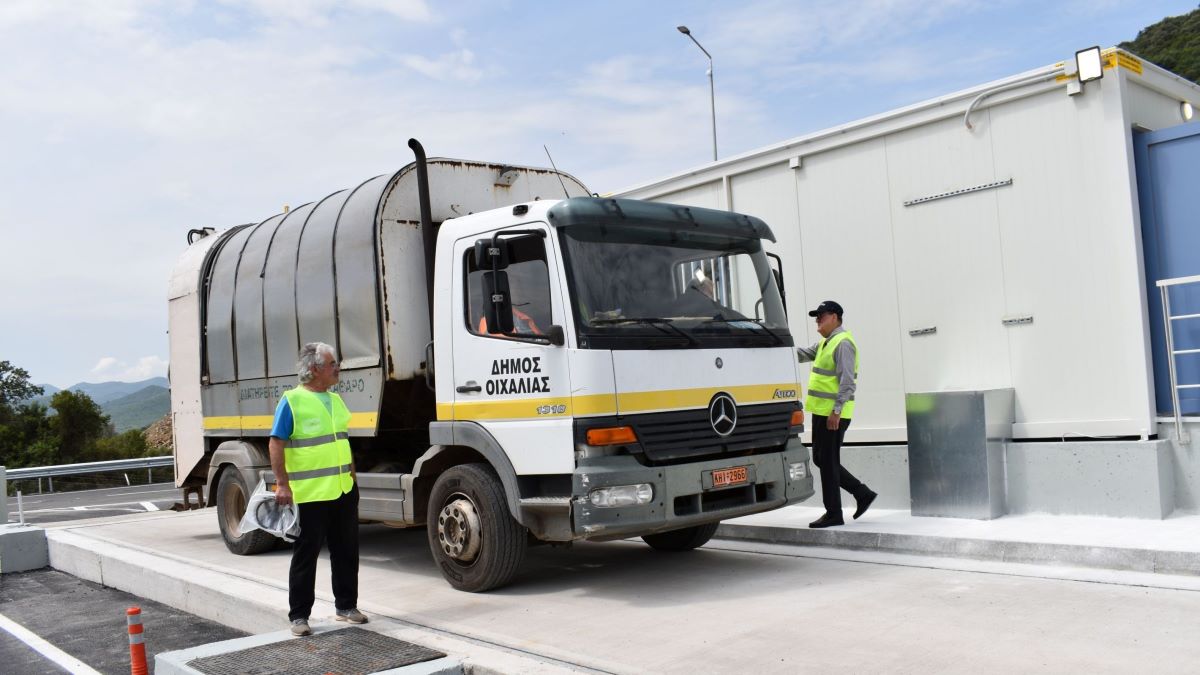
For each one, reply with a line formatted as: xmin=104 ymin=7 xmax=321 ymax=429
xmin=677 ymin=25 xmax=690 ymax=35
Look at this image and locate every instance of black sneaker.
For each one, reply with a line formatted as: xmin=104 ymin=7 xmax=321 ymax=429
xmin=808 ymin=513 xmax=844 ymax=528
xmin=854 ymin=490 xmax=877 ymax=520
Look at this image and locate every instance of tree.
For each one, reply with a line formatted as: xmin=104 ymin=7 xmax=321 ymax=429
xmin=47 ymin=390 xmax=109 ymax=464
xmin=1120 ymin=7 xmax=1200 ymax=83
xmin=0 ymin=360 xmax=43 ymax=416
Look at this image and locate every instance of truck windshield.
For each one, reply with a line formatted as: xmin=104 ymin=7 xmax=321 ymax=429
xmin=559 ymin=222 xmax=792 ymax=349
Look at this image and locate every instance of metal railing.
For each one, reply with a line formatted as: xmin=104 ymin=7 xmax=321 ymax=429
xmin=4 ymin=456 xmax=173 ymax=494
xmin=1157 ymin=274 xmax=1200 ymax=444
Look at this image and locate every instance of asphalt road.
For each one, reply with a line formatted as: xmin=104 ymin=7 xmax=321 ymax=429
xmin=5 ymin=483 xmax=182 ymax=525
xmin=0 ymin=568 xmax=246 ymax=674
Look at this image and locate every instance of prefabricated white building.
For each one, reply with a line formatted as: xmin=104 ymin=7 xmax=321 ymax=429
xmin=618 ymin=48 xmax=1200 ymax=445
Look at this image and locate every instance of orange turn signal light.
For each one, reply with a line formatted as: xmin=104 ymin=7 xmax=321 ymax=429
xmin=790 ymin=410 xmax=805 ymax=427
xmin=586 ymin=426 xmax=638 ymax=446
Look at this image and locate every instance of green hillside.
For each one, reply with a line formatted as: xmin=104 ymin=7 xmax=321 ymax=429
xmin=102 ymin=385 xmax=171 ymax=432
xmin=1120 ymin=7 xmax=1200 ymax=82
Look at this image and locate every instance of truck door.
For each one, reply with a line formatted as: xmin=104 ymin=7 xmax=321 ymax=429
xmin=450 ymin=225 xmax=574 ymax=475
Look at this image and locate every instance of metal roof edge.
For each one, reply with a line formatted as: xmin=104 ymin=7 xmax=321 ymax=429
xmin=613 ymin=47 xmax=1197 ymax=198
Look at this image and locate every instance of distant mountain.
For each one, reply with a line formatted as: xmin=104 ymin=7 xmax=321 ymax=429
xmin=102 ymin=385 xmax=171 ymax=432
xmin=71 ymin=378 xmax=169 ymax=405
xmin=25 ymin=377 xmax=170 ymax=410
xmin=32 ymin=383 xmax=61 ymax=398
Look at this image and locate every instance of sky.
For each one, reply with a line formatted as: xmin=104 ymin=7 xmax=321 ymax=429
xmin=1 ymin=0 xmax=1196 ymax=388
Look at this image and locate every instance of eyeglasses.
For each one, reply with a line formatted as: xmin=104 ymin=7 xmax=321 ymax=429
xmin=322 ymin=360 xmax=340 ymax=370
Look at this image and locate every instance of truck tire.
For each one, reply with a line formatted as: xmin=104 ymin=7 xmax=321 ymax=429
xmin=216 ymin=468 xmax=276 ymax=556
xmin=427 ymin=463 xmax=526 ymax=592
xmin=641 ymin=522 xmax=720 ymax=552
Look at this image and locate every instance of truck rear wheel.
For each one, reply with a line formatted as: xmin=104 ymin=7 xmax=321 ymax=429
xmin=426 ymin=463 xmax=526 ymax=592
xmin=216 ymin=468 xmax=276 ymax=555
xmin=641 ymin=522 xmax=720 ymax=552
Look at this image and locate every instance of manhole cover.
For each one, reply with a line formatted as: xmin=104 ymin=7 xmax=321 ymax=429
xmin=188 ymin=627 xmax=446 ymax=675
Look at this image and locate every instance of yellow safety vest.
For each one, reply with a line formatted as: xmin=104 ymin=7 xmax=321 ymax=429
xmin=805 ymin=331 xmax=858 ymax=419
xmin=282 ymin=386 xmax=354 ymax=503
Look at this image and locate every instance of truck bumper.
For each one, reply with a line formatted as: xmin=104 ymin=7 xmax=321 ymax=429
xmin=571 ymin=439 xmax=814 ymax=541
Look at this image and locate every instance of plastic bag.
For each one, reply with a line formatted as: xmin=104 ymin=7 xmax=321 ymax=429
xmin=238 ymin=478 xmax=301 ymax=542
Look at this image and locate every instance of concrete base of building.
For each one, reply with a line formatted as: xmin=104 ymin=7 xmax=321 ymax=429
xmin=0 ymin=525 xmax=48 ymax=573
xmin=808 ymin=428 xmax=1193 ymax=519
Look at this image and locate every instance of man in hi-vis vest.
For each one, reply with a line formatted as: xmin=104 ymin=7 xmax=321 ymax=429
xmin=270 ymin=342 xmax=366 ymax=636
xmin=797 ymin=301 xmax=877 ymax=529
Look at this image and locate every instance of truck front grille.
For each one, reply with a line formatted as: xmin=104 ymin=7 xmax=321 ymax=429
xmin=629 ymin=402 xmax=795 ymax=463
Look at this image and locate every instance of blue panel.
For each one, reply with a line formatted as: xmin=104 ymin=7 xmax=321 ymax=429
xmin=1136 ymin=122 xmax=1200 ymax=415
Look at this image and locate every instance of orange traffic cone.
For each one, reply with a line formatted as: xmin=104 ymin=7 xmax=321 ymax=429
xmin=127 ymin=607 xmax=148 ymax=675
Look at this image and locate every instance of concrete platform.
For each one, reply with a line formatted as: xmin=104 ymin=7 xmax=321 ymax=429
xmin=718 ymin=504 xmax=1200 ymax=575
xmin=0 ymin=525 xmax=48 ymax=573
xmin=33 ymin=504 xmax=1200 ymax=673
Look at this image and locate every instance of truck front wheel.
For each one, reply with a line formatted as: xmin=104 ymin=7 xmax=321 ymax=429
xmin=641 ymin=522 xmax=720 ymax=552
xmin=216 ymin=468 xmax=276 ymax=555
xmin=426 ymin=463 xmax=527 ymax=592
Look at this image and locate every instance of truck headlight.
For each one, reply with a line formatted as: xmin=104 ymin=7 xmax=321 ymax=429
xmin=589 ymin=483 xmax=654 ymax=508
xmin=788 ymin=462 xmax=807 ymax=480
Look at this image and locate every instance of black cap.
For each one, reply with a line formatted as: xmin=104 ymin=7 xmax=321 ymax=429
xmin=808 ymin=300 xmax=843 ymax=318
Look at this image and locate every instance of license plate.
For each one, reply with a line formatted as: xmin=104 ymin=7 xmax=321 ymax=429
xmin=712 ymin=466 xmax=748 ymax=488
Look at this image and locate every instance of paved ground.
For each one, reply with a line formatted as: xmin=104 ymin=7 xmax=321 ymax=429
xmin=0 ymin=568 xmax=246 ymax=674
xmin=45 ymin=508 xmax=1200 ymax=674
xmin=6 ymin=483 xmax=181 ymax=525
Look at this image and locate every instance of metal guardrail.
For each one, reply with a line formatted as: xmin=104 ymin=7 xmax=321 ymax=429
xmin=6 ymin=456 xmax=173 ymax=481
xmin=1157 ymin=274 xmax=1200 ymax=444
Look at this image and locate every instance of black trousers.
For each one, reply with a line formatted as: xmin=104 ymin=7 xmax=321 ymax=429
xmin=288 ymin=485 xmax=359 ymax=621
xmin=811 ymin=414 xmax=869 ymax=515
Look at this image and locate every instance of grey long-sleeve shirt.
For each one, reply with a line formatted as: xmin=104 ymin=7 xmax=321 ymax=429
xmin=796 ymin=325 xmax=857 ymax=414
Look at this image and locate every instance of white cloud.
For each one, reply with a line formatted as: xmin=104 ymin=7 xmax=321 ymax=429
xmin=90 ymin=356 xmax=169 ymax=382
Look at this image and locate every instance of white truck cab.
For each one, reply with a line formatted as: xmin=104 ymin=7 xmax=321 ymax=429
xmin=169 ymin=141 xmax=814 ymax=591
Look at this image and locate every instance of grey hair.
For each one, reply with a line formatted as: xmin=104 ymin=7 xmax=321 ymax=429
xmin=297 ymin=342 xmax=336 ymax=384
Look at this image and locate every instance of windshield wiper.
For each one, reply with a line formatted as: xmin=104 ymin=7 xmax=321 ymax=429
xmin=701 ymin=316 xmax=786 ymax=346
xmin=589 ymin=317 xmax=700 ymax=346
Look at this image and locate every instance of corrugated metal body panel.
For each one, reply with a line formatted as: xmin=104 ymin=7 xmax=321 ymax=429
xmin=792 ymin=139 xmax=907 ymax=442
xmin=233 ymin=217 xmax=280 ymax=380
xmin=205 ymin=226 xmax=255 ymax=383
xmin=295 ymin=190 xmax=348 ymax=350
xmin=263 ymin=203 xmax=315 ymax=377
xmin=335 ymin=175 xmax=388 ymax=369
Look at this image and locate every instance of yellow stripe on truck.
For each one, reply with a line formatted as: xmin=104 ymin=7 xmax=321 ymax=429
xmin=437 ymin=383 xmax=798 ymax=421
xmin=203 ymin=412 xmax=378 ymax=431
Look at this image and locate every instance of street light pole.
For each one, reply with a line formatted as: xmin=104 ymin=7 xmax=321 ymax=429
xmin=677 ymin=25 xmax=717 ymax=161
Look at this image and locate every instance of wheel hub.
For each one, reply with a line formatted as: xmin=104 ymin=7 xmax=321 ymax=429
xmin=437 ymin=496 xmax=481 ymax=562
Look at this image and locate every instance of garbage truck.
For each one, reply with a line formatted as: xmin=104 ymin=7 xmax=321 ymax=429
xmin=168 ymin=140 xmax=814 ymax=591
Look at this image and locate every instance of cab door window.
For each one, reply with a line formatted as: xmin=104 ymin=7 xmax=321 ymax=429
xmin=465 ymin=235 xmax=552 ymax=337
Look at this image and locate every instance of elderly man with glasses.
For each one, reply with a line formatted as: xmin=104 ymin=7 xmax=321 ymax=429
xmin=269 ymin=341 xmax=366 ymax=636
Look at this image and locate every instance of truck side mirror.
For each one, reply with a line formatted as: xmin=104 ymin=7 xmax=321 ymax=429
xmin=547 ymin=325 xmax=565 ymax=347
xmin=474 ymin=239 xmax=510 ymax=270
xmin=482 ymin=271 xmax=514 ymax=334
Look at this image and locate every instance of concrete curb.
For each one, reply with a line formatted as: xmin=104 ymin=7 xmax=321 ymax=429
xmin=45 ymin=529 xmax=586 ymax=675
xmin=715 ymin=523 xmax=1200 ymax=576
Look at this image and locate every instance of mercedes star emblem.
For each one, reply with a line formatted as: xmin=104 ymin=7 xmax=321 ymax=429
xmin=715 ymin=357 xmax=723 ymax=369
xmin=709 ymin=392 xmax=738 ymax=437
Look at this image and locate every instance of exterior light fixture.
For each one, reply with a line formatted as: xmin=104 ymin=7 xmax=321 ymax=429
xmin=1076 ymin=46 xmax=1103 ymax=83
xmin=1183 ymin=101 xmax=1195 ymax=122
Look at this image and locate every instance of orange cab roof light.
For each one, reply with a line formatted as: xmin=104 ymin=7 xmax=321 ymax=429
xmin=586 ymin=426 xmax=638 ymax=446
